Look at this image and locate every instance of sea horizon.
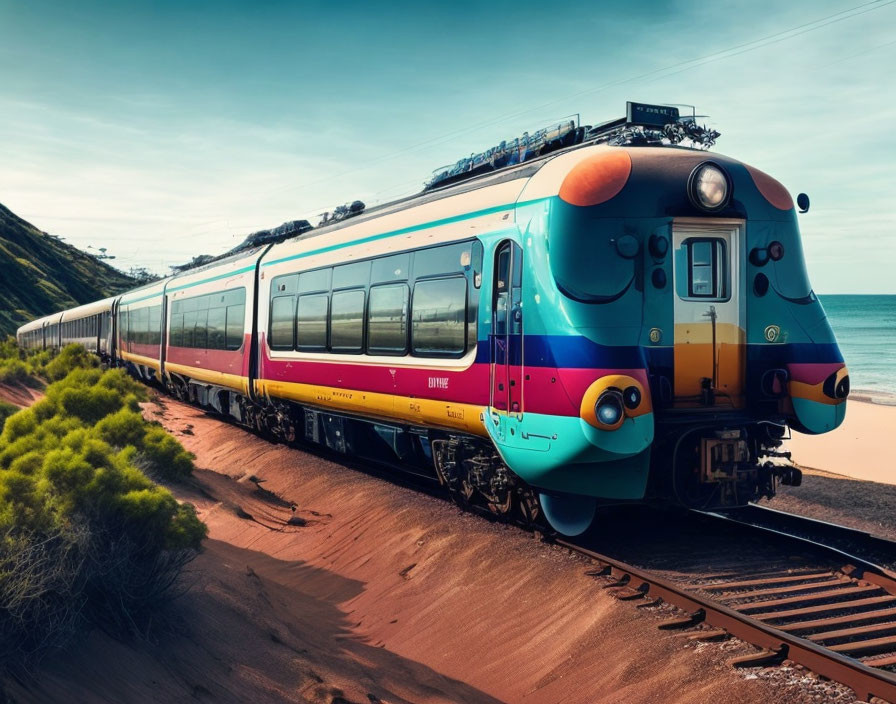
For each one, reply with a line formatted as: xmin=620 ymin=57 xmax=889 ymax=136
xmin=817 ymin=294 xmax=896 ymax=403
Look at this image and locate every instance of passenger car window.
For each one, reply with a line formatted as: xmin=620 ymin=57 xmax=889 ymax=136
xmin=270 ymin=296 xmax=296 ymax=350
xmin=207 ymin=307 xmax=227 ymax=350
xmin=368 ymin=284 xmax=408 ymax=354
xmin=412 ymin=277 xmax=467 ymax=356
xmin=297 ymin=294 xmax=328 ymax=350
xmin=225 ymin=304 xmax=245 ymax=349
xmin=330 ymin=289 xmax=365 ymax=352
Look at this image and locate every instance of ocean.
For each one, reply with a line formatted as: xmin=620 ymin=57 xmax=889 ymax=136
xmin=819 ymin=295 xmax=896 ymax=401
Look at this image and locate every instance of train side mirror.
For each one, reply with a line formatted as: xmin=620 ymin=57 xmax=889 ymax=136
xmin=797 ymin=193 xmax=810 ymax=213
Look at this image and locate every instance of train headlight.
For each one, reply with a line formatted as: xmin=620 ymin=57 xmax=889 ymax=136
xmin=622 ymin=386 xmax=642 ymax=410
xmin=580 ymin=375 xmax=652 ymax=430
xmin=595 ymin=391 xmax=624 ymax=427
xmin=688 ymin=162 xmax=730 ymax=212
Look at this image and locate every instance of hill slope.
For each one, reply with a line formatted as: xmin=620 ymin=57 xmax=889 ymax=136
xmin=0 ymin=202 xmax=135 ymax=336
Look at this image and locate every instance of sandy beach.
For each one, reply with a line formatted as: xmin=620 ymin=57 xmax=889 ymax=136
xmin=786 ymin=396 xmax=896 ymax=485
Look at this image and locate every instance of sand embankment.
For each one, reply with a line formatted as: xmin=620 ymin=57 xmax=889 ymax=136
xmin=5 ymin=396 xmax=789 ymax=704
xmin=0 ymin=380 xmax=43 ymax=408
xmin=787 ymin=397 xmax=896 ymax=485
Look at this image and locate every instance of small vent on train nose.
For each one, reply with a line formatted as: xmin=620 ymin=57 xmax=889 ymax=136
xmin=761 ymin=369 xmax=789 ymax=397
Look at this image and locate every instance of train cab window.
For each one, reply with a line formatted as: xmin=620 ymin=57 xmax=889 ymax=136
xmin=330 ymin=289 xmax=365 ymax=353
xmin=412 ymin=277 xmax=467 ymax=356
xmin=367 ymin=284 xmax=408 ymax=354
xmin=297 ymin=294 xmax=328 ymax=350
xmin=686 ymin=238 xmax=728 ymax=300
xmin=270 ymin=296 xmax=296 ymax=350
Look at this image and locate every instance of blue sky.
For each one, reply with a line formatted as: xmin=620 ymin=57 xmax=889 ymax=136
xmin=0 ymin=0 xmax=894 ymax=291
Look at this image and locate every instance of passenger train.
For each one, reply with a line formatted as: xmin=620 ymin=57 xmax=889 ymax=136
xmin=17 ymin=102 xmax=849 ymax=535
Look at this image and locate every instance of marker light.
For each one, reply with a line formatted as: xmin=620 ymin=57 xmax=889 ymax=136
xmin=688 ymin=163 xmax=730 ymax=212
xmin=622 ymin=386 xmax=642 ymax=410
xmin=768 ymin=241 xmax=785 ymax=261
xmin=595 ymin=391 xmax=624 ymax=427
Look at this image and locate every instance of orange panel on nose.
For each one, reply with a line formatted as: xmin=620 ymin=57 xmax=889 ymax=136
xmin=559 ymin=150 xmax=632 ymax=206
xmin=745 ymin=164 xmax=793 ymax=211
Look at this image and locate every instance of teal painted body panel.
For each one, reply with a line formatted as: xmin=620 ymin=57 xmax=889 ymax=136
xmin=792 ymin=397 xmax=847 ymax=435
xmin=484 ymin=411 xmax=653 ymax=499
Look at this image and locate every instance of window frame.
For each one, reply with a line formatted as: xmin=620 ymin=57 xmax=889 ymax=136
xmin=269 ymin=295 xmax=297 ymax=351
xmin=296 ymin=293 xmax=329 ymax=352
xmin=684 ymin=237 xmax=730 ymax=302
xmin=410 ymin=275 xmax=468 ymax=358
xmin=329 ymin=288 xmax=366 ymax=354
xmin=366 ymin=282 xmax=410 ymax=356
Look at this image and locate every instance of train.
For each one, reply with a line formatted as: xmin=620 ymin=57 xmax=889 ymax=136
xmin=16 ymin=102 xmax=849 ymax=536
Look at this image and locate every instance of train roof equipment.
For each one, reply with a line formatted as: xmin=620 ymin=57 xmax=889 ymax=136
xmin=424 ymin=101 xmax=720 ymax=191
xmin=170 ymin=101 xmax=718 ymax=276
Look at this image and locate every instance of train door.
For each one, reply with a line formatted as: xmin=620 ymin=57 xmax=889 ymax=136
xmin=490 ymin=241 xmax=524 ymax=439
xmin=672 ymin=223 xmax=745 ymax=408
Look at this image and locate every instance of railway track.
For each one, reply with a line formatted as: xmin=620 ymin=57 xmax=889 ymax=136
xmin=194 ymin=398 xmax=896 ymax=700
xmin=559 ymin=507 xmax=896 ymax=702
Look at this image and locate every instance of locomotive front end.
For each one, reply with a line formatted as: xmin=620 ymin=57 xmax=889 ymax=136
xmin=513 ymin=136 xmax=847 ymax=525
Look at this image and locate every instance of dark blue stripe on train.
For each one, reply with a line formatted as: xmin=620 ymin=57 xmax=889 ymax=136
xmin=475 ymin=337 xmax=844 ymax=368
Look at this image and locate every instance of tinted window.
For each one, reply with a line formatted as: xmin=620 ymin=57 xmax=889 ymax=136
xmin=412 ymin=277 xmax=467 ymax=355
xmin=270 ymin=296 xmax=296 ymax=350
xmin=207 ymin=307 xmax=226 ymax=350
xmin=226 ymin=305 xmax=244 ymax=349
xmin=368 ymin=284 xmax=408 ymax=354
xmin=333 ymin=261 xmax=371 ymax=290
xmin=413 ymin=243 xmax=471 ymax=279
xmin=182 ymin=311 xmax=197 ymax=348
xmin=299 ymin=268 xmax=331 ymax=293
xmin=149 ymin=305 xmax=162 ymax=346
xmin=297 ymin=294 xmax=328 ymax=350
xmin=272 ymin=273 xmax=299 ymax=296
xmin=371 ymin=254 xmax=410 ymax=284
xmin=687 ymin=238 xmax=728 ymax=299
xmin=170 ymin=313 xmax=183 ymax=347
xmin=194 ymin=309 xmax=208 ymax=349
xmin=330 ymin=290 xmax=364 ymax=352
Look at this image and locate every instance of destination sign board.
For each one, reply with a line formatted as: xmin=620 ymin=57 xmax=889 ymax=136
xmin=626 ymin=102 xmax=680 ymax=127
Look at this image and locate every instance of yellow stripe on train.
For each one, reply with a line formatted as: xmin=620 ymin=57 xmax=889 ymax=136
xmin=120 ymin=351 xmax=162 ymax=371
xmin=257 ymin=379 xmax=488 ymax=437
xmin=164 ymin=362 xmax=250 ymax=395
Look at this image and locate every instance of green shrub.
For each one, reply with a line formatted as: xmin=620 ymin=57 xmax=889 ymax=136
xmin=0 ymin=360 xmax=28 ymax=385
xmin=0 ymin=347 xmax=206 ymax=662
xmin=0 ymin=338 xmax=22 ymax=363
xmin=0 ymin=402 xmax=17 ymax=432
xmin=43 ymin=344 xmax=98 ymax=382
xmin=95 ymin=408 xmax=195 ymax=481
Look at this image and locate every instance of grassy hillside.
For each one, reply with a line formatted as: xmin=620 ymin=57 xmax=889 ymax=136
xmin=0 ymin=202 xmax=135 ymax=336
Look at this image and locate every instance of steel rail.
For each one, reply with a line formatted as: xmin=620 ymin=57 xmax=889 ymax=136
xmin=556 ymin=536 xmax=896 ymax=703
xmin=716 ymin=503 xmax=896 ymax=564
xmin=696 ymin=508 xmax=896 ymax=584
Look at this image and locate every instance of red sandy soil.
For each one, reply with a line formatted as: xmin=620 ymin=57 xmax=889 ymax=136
xmin=0 ymin=381 xmax=43 ymax=408
xmin=3 ymin=398 xmax=857 ymax=703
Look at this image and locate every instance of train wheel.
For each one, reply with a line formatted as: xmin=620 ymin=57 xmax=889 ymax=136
xmin=538 ymin=493 xmax=597 ymax=537
xmin=518 ymin=488 xmax=541 ymax=526
xmin=487 ymin=489 xmax=513 ymax=518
